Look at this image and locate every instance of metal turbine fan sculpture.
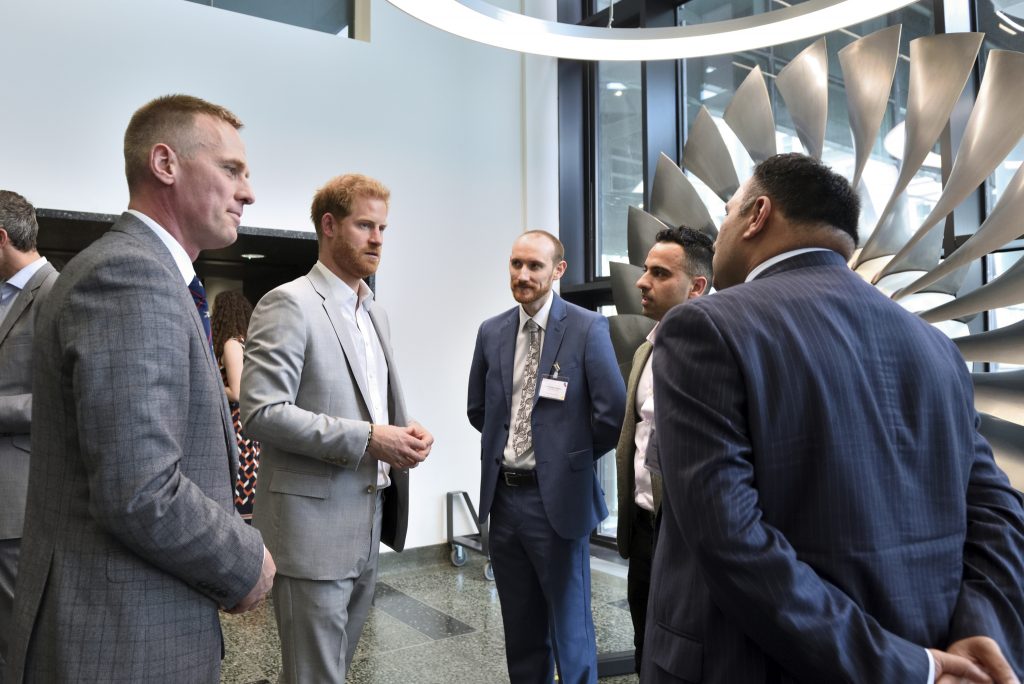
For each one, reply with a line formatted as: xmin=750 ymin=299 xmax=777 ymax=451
xmin=608 ymin=27 xmax=1024 ymax=488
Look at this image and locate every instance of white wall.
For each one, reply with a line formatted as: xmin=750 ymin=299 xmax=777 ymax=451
xmin=0 ymin=0 xmax=559 ymax=548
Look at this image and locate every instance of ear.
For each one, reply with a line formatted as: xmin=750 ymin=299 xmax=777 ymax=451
xmin=320 ymin=212 xmax=336 ymax=238
xmin=688 ymin=275 xmax=709 ymax=298
xmin=0 ymin=226 xmax=8 ymax=249
xmin=743 ymin=196 xmax=772 ymax=239
xmin=150 ymin=143 xmax=177 ymax=187
xmin=552 ymin=259 xmax=567 ymax=281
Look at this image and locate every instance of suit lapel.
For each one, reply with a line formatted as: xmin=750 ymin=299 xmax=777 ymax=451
xmin=536 ymin=295 xmax=568 ymax=405
xmin=0 ymin=262 xmax=56 ymax=346
xmin=498 ymin=309 xmax=519 ymax=416
xmin=308 ymin=267 xmax=374 ymax=413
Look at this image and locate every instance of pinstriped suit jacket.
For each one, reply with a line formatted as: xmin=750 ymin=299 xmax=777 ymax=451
xmin=643 ymin=250 xmax=1024 ymax=683
xmin=614 ymin=340 xmax=662 ymax=559
xmin=6 ymin=214 xmax=264 ymax=683
xmin=0 ymin=260 xmax=57 ymax=540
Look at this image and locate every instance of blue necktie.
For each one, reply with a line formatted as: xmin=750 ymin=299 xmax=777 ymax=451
xmin=188 ymin=275 xmax=215 ymax=359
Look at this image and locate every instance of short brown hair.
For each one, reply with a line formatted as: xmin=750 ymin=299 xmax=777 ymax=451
xmin=310 ymin=174 xmax=391 ymax=240
xmin=124 ymin=94 xmax=244 ymax=190
xmin=520 ymin=229 xmax=564 ymax=264
xmin=0 ymin=190 xmax=39 ymax=252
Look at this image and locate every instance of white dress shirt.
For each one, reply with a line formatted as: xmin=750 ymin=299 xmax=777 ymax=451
xmin=503 ymin=291 xmax=555 ymax=470
xmin=313 ymin=261 xmax=391 ymax=488
xmin=633 ymin=323 xmax=659 ymax=512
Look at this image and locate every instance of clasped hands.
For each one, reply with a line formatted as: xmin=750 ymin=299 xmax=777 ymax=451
xmin=930 ymin=636 xmax=1020 ymax=684
xmin=368 ymin=420 xmax=434 ymax=470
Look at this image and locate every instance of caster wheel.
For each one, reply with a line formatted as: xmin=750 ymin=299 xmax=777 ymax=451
xmin=450 ymin=544 xmax=467 ymax=567
xmin=484 ymin=561 xmax=495 ymax=581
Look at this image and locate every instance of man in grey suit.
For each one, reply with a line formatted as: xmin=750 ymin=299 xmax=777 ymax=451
xmin=6 ymin=95 xmax=274 ymax=683
xmin=0 ymin=190 xmax=58 ymax=681
xmin=613 ymin=225 xmax=711 ymax=675
xmin=242 ymin=173 xmax=433 ymax=683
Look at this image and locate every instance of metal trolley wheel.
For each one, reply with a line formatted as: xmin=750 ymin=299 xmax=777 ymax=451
xmin=450 ymin=543 xmax=468 ymax=567
xmin=483 ymin=561 xmax=495 ymax=581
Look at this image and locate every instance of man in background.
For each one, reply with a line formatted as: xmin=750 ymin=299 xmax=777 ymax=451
xmin=7 ymin=95 xmax=273 ymax=683
xmin=468 ymin=230 xmax=625 ymax=684
xmin=614 ymin=226 xmax=712 ymax=674
xmin=242 ymin=173 xmax=432 ymax=683
xmin=0 ymin=190 xmax=58 ymax=682
xmin=643 ymin=153 xmax=1023 ymax=683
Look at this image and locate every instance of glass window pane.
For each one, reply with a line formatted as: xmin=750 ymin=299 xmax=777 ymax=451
xmin=596 ymin=61 xmax=643 ymax=277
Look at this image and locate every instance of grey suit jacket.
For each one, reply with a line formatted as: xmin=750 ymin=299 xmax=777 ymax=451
xmin=241 ymin=264 xmax=410 ymax=581
xmin=0 ymin=260 xmax=57 ymax=540
xmin=6 ymin=214 xmax=264 ymax=684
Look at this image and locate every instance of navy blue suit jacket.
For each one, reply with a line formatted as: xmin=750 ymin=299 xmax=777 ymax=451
xmin=643 ymin=251 xmax=1024 ymax=683
xmin=468 ymin=293 xmax=626 ymax=540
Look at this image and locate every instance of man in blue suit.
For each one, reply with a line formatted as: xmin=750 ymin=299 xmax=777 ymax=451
xmin=643 ymin=153 xmax=1024 ymax=683
xmin=468 ymin=230 xmax=626 ymax=684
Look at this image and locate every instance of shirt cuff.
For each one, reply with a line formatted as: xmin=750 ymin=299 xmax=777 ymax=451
xmin=925 ymin=648 xmax=935 ymax=683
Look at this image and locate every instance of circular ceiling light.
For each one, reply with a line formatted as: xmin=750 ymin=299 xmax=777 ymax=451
xmin=386 ymin=0 xmax=919 ymax=61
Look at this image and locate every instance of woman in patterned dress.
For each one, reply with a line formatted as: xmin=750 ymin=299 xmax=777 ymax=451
xmin=211 ymin=290 xmax=260 ymax=522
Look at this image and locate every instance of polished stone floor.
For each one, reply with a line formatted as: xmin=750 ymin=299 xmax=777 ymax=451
xmin=220 ymin=545 xmax=640 ymax=684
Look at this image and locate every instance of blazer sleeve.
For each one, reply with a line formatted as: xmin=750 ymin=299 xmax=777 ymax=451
xmin=653 ymin=303 xmax=930 ymax=682
xmin=584 ymin=314 xmax=626 ymax=456
xmin=947 ymin=407 xmax=1024 ymax=673
xmin=65 ymin=258 xmax=262 ymax=609
xmin=241 ymin=286 xmax=371 ymax=469
xmin=467 ymin=323 xmax=488 ymax=434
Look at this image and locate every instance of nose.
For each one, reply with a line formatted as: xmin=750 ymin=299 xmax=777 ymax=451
xmin=238 ymin=176 xmax=255 ymax=206
xmin=636 ymin=273 xmax=649 ymax=290
xmin=368 ymin=226 xmax=383 ymax=245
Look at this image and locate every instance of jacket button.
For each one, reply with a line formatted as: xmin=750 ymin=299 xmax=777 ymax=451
xmin=503 ymin=423 xmax=509 ymax=430
xmin=366 ymin=485 xmax=375 ymax=493
xmin=341 ymin=457 xmax=348 ymax=466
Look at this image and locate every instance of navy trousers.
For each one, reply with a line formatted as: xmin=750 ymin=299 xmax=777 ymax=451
xmin=489 ymin=479 xmax=597 ymax=684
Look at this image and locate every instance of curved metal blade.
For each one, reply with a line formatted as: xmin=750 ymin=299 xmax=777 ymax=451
xmin=974 ymin=370 xmax=1024 ymax=425
xmin=609 ymin=314 xmax=657 ymax=382
xmin=610 ymin=261 xmax=645 ymax=316
xmin=978 ymin=413 xmax=1024 ymax=490
xmin=871 ymin=215 xmax=943 ymax=275
xmin=682 ymin=105 xmax=740 ymax=202
xmin=877 ymin=49 xmax=1024 ymax=283
xmin=919 ymin=254 xmax=1024 ymax=324
xmin=839 ymin=25 xmax=902 ymax=188
xmin=649 ymin=152 xmax=718 ymax=238
xmin=627 ymin=206 xmax=669 ymax=268
xmin=856 ymin=192 xmax=912 ymax=263
xmin=723 ymin=65 xmax=777 ymax=163
xmin=953 ymin=318 xmax=1024 ymax=365
xmin=853 ymin=32 xmax=984 ymax=269
xmin=776 ymin=38 xmax=828 ymax=160
xmin=895 ymin=160 xmax=1024 ymax=299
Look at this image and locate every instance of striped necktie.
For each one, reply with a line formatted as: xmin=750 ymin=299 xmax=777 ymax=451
xmin=188 ymin=275 xmax=216 ymax=359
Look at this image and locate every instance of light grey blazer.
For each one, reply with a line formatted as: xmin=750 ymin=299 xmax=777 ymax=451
xmin=6 ymin=214 xmax=264 ymax=683
xmin=0 ymin=260 xmax=57 ymax=540
xmin=241 ymin=264 xmax=410 ymax=581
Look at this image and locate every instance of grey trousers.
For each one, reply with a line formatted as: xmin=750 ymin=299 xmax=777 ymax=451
xmin=0 ymin=537 xmax=20 ymax=684
xmin=274 ymin=493 xmax=383 ymax=684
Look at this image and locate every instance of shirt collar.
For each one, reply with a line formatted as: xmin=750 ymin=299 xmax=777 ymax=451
xmin=313 ymin=260 xmax=375 ymax=312
xmin=518 ymin=291 xmax=555 ymax=332
xmin=4 ymin=255 xmax=48 ymax=290
xmin=127 ymin=209 xmax=195 ymax=285
xmin=745 ymin=247 xmax=832 ymax=283
xmin=646 ymin=321 xmax=659 ymax=345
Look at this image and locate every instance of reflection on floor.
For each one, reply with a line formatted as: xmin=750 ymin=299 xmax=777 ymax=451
xmin=220 ymin=545 xmax=640 ymax=684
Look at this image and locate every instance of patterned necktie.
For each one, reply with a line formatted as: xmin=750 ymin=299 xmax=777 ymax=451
xmin=511 ymin=319 xmax=541 ymax=457
xmin=188 ymin=275 xmax=215 ymax=359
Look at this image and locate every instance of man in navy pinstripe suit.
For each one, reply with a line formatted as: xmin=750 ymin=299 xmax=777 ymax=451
xmin=642 ymin=153 xmax=1023 ymax=683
